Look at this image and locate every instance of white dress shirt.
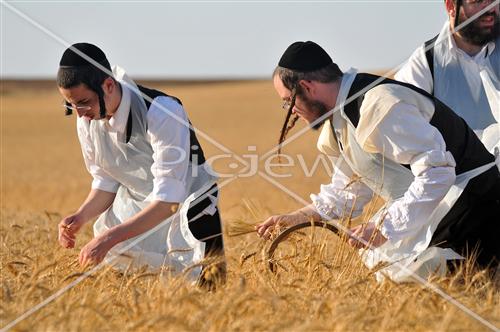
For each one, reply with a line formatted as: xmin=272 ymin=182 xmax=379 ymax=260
xmin=76 ymin=83 xmax=190 ymax=203
xmin=311 ymin=69 xmax=456 ymax=243
xmin=395 ymin=23 xmax=496 ymax=99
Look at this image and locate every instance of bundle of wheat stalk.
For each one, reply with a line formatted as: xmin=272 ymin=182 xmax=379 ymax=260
xmin=226 ymin=199 xmax=266 ymax=237
xmin=226 ymin=218 xmax=258 ymax=237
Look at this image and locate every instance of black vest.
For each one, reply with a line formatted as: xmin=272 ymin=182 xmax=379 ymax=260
xmin=424 ymin=34 xmax=439 ymax=94
xmin=342 ymin=73 xmax=495 ymax=178
xmin=124 ymin=84 xmax=206 ymax=165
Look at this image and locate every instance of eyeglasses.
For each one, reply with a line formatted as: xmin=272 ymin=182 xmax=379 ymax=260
xmin=62 ymin=101 xmax=91 ymax=116
xmin=281 ymin=88 xmax=297 ymax=112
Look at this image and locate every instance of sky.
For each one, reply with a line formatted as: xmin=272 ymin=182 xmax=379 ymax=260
xmin=1 ymin=1 xmax=448 ymax=79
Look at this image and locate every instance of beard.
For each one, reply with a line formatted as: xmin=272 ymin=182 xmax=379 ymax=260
xmin=458 ymin=11 xmax=499 ymax=46
xmin=300 ymin=94 xmax=330 ymax=131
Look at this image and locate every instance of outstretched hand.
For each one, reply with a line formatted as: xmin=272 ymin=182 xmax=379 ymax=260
xmin=79 ymin=235 xmax=115 ymax=267
xmin=58 ymin=213 xmax=86 ymax=249
xmin=255 ymin=214 xmax=303 ymax=240
xmin=348 ymin=223 xmax=387 ymax=249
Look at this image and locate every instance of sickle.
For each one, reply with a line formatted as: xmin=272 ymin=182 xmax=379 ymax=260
xmin=266 ymin=221 xmax=341 ymax=273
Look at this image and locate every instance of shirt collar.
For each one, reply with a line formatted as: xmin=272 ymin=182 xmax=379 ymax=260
xmin=334 ymin=67 xmax=358 ymax=116
xmin=107 ymin=81 xmax=131 ymax=133
xmin=326 ymin=68 xmax=358 ymax=132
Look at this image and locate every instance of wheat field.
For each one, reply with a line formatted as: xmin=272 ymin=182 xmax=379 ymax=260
xmin=1 ymin=80 xmax=499 ymax=331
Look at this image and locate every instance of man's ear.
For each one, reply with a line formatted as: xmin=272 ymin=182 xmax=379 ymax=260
xmin=445 ymin=0 xmax=456 ymax=22
xmin=102 ymin=77 xmax=115 ymax=95
xmin=298 ymin=79 xmax=314 ymax=95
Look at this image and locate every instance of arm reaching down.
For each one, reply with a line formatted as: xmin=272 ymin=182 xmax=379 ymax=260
xmin=58 ymin=189 xmax=116 ymax=249
xmin=362 ymin=101 xmax=456 ymax=245
xmin=257 ymin=157 xmax=373 ymax=240
xmin=78 ymin=200 xmax=179 ymax=266
xmin=59 ymin=115 xmax=120 ymax=249
xmin=78 ymin=96 xmax=192 ymax=266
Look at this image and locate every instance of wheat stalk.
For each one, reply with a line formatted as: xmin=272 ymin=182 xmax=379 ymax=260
xmin=226 ymin=218 xmax=258 ymax=237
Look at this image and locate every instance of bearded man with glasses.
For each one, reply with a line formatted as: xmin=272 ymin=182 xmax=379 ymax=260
xmin=257 ymin=41 xmax=499 ymax=282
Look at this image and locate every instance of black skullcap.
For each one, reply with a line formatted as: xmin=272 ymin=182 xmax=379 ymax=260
xmin=59 ymin=43 xmax=110 ymax=70
xmin=278 ymin=41 xmax=333 ymax=71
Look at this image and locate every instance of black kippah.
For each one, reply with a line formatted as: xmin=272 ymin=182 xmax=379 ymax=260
xmin=59 ymin=43 xmax=110 ymax=69
xmin=278 ymin=41 xmax=333 ymax=71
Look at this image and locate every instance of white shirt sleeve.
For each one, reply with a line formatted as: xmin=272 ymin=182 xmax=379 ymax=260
xmin=366 ymin=102 xmax=457 ymax=243
xmin=395 ymin=45 xmax=434 ymax=94
xmin=146 ymin=96 xmax=190 ymax=203
xmin=76 ymin=117 xmax=120 ymax=193
xmin=310 ymin=156 xmax=373 ymax=220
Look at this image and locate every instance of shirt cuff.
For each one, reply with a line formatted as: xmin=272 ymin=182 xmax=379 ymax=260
xmin=151 ymin=177 xmax=187 ymax=203
xmin=91 ymin=178 xmax=120 ymax=193
xmin=310 ymin=193 xmax=338 ymax=220
xmin=379 ymin=199 xmax=411 ymax=244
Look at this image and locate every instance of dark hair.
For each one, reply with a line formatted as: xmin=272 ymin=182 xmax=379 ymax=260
xmin=274 ymin=63 xmax=343 ymax=155
xmin=57 ymin=61 xmax=115 ymax=117
xmin=57 ymin=62 xmax=114 ymax=90
xmin=273 ymin=62 xmax=343 ymax=91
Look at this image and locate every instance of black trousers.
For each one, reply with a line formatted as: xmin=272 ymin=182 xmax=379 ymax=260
xmin=186 ymin=184 xmax=224 ymax=256
xmin=430 ymin=166 xmax=500 ymax=267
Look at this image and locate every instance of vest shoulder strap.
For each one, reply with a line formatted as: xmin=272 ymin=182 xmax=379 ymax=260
xmin=344 ymin=73 xmax=433 ymax=127
xmin=424 ymin=34 xmax=439 ymax=94
xmin=343 ymin=73 xmax=494 ymax=175
xmin=129 ymin=85 xmax=206 ymax=164
xmin=137 ymin=84 xmax=183 ymax=109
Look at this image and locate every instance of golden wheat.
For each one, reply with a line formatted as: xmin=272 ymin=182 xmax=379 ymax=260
xmin=1 ymin=81 xmax=499 ymax=331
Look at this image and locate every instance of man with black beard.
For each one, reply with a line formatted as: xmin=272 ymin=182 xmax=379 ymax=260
xmin=257 ymin=41 xmax=499 ymax=282
xmin=396 ymin=0 xmax=499 ymax=150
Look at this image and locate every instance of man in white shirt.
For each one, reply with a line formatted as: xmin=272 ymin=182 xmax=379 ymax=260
xmin=257 ymin=41 xmax=499 ymax=281
xmin=56 ymin=43 xmax=224 ymax=285
xmin=395 ymin=0 xmax=499 ymax=138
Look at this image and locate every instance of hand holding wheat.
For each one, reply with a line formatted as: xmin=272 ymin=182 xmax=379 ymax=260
xmin=256 ymin=214 xmax=303 ymax=240
xmin=347 ymin=223 xmax=387 ymax=249
xmin=58 ymin=213 xmax=85 ymax=249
